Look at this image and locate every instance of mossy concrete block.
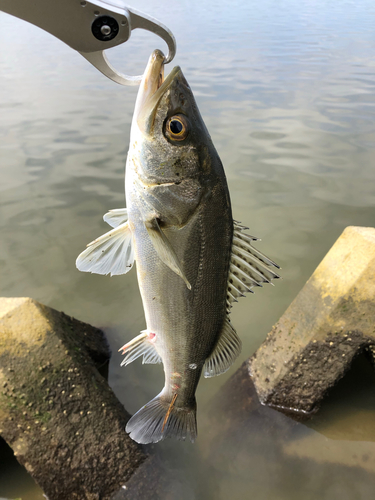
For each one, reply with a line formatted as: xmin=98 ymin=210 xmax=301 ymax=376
xmin=250 ymin=226 xmax=375 ymax=415
xmin=0 ymin=297 xmax=146 ymax=500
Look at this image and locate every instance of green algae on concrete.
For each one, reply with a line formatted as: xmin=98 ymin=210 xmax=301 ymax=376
xmin=0 ymin=297 xmax=146 ymax=500
xmin=249 ymin=226 xmax=375 ymax=415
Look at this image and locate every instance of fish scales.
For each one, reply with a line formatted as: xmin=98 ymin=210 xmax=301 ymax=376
xmin=128 ymin=184 xmax=232 ymax=406
xmin=76 ymin=49 xmax=280 ymax=444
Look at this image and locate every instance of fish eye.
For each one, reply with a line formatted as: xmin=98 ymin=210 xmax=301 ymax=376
xmin=165 ymin=115 xmax=189 ymax=142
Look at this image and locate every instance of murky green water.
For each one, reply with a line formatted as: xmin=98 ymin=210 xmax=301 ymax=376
xmin=1 ymin=0 xmax=375 ymax=498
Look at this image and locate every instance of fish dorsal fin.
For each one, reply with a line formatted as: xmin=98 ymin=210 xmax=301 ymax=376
xmin=145 ymin=218 xmax=191 ymax=290
xmin=226 ymin=221 xmax=281 ymax=311
xmin=119 ymin=330 xmax=162 ymax=366
xmin=103 ymin=208 xmax=128 ymax=228
xmin=76 ymin=221 xmax=134 ymax=276
xmin=204 ymin=318 xmax=242 ymax=378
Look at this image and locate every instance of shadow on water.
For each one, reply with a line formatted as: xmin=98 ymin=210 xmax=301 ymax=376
xmin=307 ymin=352 xmax=375 ymax=442
xmin=202 ymin=355 xmax=375 ymax=500
xmin=0 ymin=437 xmax=43 ymax=500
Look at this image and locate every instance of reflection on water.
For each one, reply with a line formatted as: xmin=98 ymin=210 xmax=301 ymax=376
xmin=1 ymin=0 xmax=375 ymax=498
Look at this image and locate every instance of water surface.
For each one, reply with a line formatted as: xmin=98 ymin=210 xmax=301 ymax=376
xmin=1 ymin=0 xmax=375 ymax=498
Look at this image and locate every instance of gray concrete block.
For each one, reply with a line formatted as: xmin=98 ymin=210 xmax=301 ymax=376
xmin=250 ymin=226 xmax=375 ymax=414
xmin=0 ymin=297 xmax=146 ymax=500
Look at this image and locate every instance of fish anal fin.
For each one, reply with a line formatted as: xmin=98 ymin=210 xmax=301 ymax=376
xmin=203 ymin=318 xmax=242 ymax=378
xmin=76 ymin=221 xmax=134 ymax=276
xmin=126 ymin=392 xmax=197 ymax=444
xmin=145 ymin=218 xmax=191 ymax=289
xmin=120 ymin=330 xmax=162 ymax=366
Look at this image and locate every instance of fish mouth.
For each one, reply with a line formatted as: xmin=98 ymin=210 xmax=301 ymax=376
xmin=135 ymin=49 xmax=182 ymax=132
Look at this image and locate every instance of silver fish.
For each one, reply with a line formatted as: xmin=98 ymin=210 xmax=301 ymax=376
xmin=76 ymin=50 xmax=280 ymax=444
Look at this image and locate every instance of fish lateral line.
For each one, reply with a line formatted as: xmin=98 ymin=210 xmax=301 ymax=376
xmin=162 ymin=393 xmax=178 ymax=432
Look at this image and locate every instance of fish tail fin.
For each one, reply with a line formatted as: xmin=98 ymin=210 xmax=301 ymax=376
xmin=126 ymin=392 xmax=197 ymax=444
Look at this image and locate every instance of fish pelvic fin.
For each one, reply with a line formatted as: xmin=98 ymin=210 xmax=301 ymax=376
xmin=145 ymin=218 xmax=191 ymax=290
xmin=204 ymin=318 xmax=242 ymax=378
xmin=76 ymin=221 xmax=134 ymax=276
xmin=126 ymin=392 xmax=197 ymax=444
xmin=119 ymin=330 xmax=162 ymax=366
xmin=226 ymin=220 xmax=281 ymax=311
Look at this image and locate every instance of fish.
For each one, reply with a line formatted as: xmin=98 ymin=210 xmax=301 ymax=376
xmin=76 ymin=49 xmax=280 ymax=444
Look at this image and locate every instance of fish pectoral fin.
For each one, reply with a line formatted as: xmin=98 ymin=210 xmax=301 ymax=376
xmin=76 ymin=221 xmax=134 ymax=276
xmin=103 ymin=208 xmax=128 ymax=228
xmin=119 ymin=330 xmax=162 ymax=366
xmin=145 ymin=218 xmax=191 ymax=290
xmin=226 ymin=220 xmax=281 ymax=311
xmin=203 ymin=318 xmax=242 ymax=378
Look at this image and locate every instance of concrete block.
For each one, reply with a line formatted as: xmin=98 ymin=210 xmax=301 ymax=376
xmin=0 ymin=297 xmax=146 ymax=500
xmin=250 ymin=226 xmax=375 ymax=414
